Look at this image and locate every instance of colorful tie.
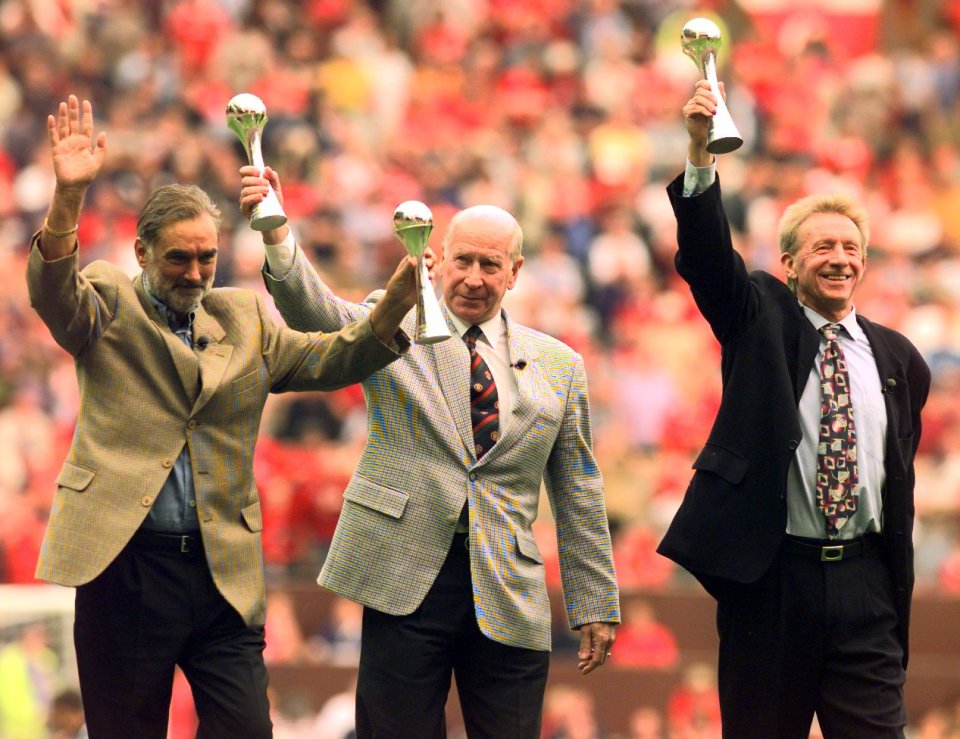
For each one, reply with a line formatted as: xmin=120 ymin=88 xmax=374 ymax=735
xmin=816 ymin=323 xmax=859 ymax=539
xmin=466 ymin=325 xmax=499 ymax=458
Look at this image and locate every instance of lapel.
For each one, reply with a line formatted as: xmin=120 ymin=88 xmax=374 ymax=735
xmin=794 ymin=303 xmax=820 ymax=403
xmin=190 ymin=305 xmax=231 ymax=417
xmin=492 ymin=316 xmax=542 ymax=458
xmin=431 ymin=308 xmax=475 ymax=458
xmin=857 ymin=315 xmax=908 ymax=446
xmin=134 ymin=275 xmax=232 ymax=415
xmin=135 ymin=274 xmax=200 ymax=401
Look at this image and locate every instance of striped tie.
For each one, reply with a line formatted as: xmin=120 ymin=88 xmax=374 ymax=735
xmin=465 ymin=325 xmax=499 ymax=458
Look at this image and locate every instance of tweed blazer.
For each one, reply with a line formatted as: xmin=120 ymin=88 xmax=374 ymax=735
xmin=27 ymin=240 xmax=402 ymax=626
xmin=264 ymin=247 xmax=620 ymax=651
xmin=657 ymin=175 xmax=930 ymax=660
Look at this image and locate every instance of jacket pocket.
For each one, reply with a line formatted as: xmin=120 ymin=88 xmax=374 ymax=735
xmin=515 ymin=528 xmax=543 ymax=564
xmin=241 ymin=500 xmax=263 ymax=532
xmin=344 ymin=477 xmax=409 ymax=519
xmin=692 ymin=443 xmax=750 ymax=485
xmin=56 ymin=462 xmax=96 ymax=492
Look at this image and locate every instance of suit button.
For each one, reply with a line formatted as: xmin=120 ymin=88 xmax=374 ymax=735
xmin=141 ymin=496 xmax=153 ymax=507
xmin=189 ymin=500 xmax=197 ymax=508
xmin=162 ymin=459 xmax=173 ymax=468
xmin=787 ymin=440 xmax=799 ymax=450
xmin=187 ymin=420 xmax=197 ymax=430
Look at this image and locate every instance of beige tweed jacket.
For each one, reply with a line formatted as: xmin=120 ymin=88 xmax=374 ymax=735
xmin=26 ymin=240 xmax=402 ymax=626
xmin=265 ymin=247 xmax=620 ymax=651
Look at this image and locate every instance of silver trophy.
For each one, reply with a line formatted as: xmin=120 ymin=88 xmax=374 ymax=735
xmin=393 ymin=201 xmax=450 ymax=345
xmin=681 ymin=18 xmax=743 ymax=154
xmin=226 ymin=93 xmax=288 ymax=231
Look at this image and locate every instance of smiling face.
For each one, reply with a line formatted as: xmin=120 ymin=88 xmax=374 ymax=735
xmin=439 ymin=206 xmax=524 ymax=325
xmin=780 ymin=211 xmax=865 ymax=322
xmin=135 ymin=213 xmax=218 ymax=319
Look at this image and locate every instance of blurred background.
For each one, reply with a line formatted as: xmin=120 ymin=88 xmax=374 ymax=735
xmin=2 ymin=0 xmax=960 ymax=736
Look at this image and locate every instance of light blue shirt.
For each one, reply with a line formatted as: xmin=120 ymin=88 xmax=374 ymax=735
xmin=140 ymin=273 xmax=200 ymax=533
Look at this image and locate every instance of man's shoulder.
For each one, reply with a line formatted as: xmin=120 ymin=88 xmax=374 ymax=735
xmin=509 ymin=322 xmax=578 ymax=360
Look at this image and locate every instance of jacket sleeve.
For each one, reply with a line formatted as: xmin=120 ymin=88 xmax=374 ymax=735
xmin=26 ymin=235 xmax=118 ymax=357
xmin=543 ymin=351 xmax=621 ymax=629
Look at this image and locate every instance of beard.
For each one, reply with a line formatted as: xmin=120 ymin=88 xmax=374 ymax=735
xmin=143 ymin=262 xmax=212 ymax=318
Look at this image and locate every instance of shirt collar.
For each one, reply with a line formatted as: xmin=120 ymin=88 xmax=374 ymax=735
xmin=142 ymin=272 xmax=196 ymax=333
xmin=446 ymin=307 xmax=503 ymax=351
xmin=801 ymin=302 xmax=865 ymax=342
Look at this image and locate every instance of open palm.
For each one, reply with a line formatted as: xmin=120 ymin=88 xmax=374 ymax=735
xmin=48 ymin=95 xmax=107 ymax=189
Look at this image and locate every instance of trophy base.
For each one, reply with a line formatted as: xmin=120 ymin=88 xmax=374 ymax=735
xmin=250 ymin=213 xmax=288 ymax=232
xmin=707 ymin=135 xmax=743 ymax=155
xmin=414 ymin=330 xmax=452 ymax=345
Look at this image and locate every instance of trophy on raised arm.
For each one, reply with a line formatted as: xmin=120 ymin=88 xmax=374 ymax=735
xmin=681 ymin=18 xmax=743 ymax=155
xmin=226 ymin=93 xmax=288 ymax=231
xmin=393 ymin=201 xmax=451 ymax=345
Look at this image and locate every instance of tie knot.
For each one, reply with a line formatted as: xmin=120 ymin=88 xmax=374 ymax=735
xmin=820 ymin=323 xmax=842 ymax=342
xmin=465 ymin=325 xmax=483 ymax=347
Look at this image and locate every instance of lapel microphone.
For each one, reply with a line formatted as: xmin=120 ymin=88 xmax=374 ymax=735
xmin=510 ymin=360 xmax=527 ymax=370
xmin=196 ymin=336 xmax=209 ymax=351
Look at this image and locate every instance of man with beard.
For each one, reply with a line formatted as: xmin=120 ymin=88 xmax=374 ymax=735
xmin=27 ymin=95 xmax=420 ymax=739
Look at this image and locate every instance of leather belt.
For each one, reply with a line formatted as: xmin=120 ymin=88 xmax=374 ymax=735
xmin=782 ymin=534 xmax=880 ymax=563
xmin=131 ymin=529 xmax=203 ymax=555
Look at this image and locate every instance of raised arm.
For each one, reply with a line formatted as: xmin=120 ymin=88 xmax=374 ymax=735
xmin=240 ymin=164 xmax=429 ymax=345
xmin=39 ymin=95 xmax=107 ymax=260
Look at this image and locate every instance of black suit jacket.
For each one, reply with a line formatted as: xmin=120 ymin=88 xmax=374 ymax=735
xmin=657 ymin=174 xmax=930 ymax=662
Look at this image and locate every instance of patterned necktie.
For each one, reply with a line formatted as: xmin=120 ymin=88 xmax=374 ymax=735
xmin=816 ymin=323 xmax=859 ymax=539
xmin=465 ymin=325 xmax=499 ymax=458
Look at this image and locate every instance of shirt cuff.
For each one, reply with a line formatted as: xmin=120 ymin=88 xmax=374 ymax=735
xmin=682 ymin=159 xmax=717 ymax=197
xmin=263 ymin=228 xmax=296 ymax=278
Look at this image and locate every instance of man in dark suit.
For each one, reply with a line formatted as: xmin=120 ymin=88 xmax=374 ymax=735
xmin=657 ymin=79 xmax=930 ymax=738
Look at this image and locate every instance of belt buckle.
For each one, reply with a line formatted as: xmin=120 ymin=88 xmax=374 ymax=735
xmin=180 ymin=535 xmax=190 ymax=554
xmin=820 ymin=544 xmax=844 ymax=562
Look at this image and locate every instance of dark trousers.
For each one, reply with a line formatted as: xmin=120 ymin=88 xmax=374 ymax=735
xmin=356 ymin=533 xmax=550 ymax=739
xmin=715 ymin=539 xmax=906 ymax=738
xmin=74 ymin=532 xmax=272 ymax=739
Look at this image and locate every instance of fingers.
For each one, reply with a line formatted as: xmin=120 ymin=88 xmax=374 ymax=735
xmin=576 ymin=622 xmax=615 ymax=675
xmin=51 ymin=95 xmax=101 ymax=147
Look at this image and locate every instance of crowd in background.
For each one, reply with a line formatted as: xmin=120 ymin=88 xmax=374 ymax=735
xmin=2 ymin=0 xmax=960 ymax=736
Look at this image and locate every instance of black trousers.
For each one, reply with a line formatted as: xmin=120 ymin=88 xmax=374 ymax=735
xmin=73 ymin=531 xmax=272 ymax=739
xmin=715 ymin=538 xmax=906 ymax=738
xmin=356 ymin=533 xmax=550 ymax=739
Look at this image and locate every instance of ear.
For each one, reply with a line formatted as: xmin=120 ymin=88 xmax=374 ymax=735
xmin=507 ymin=255 xmax=524 ymax=290
xmin=134 ymin=238 xmax=149 ymax=268
xmin=780 ymin=251 xmax=795 ymax=281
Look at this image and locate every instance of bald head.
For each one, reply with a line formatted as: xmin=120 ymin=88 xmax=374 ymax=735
xmin=439 ymin=204 xmax=525 ymax=325
xmin=443 ymin=205 xmax=523 ymax=262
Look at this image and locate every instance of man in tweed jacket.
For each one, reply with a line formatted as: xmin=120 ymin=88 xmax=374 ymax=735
xmin=28 ymin=96 xmax=420 ymax=739
xmin=241 ymin=166 xmax=620 ymax=738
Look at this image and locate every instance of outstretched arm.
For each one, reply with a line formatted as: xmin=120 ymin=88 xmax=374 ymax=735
xmin=39 ymin=95 xmax=107 ymax=260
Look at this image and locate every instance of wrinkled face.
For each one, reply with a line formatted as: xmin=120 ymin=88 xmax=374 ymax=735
xmin=781 ymin=212 xmax=865 ymax=322
xmin=440 ymin=212 xmax=523 ymax=325
xmin=135 ymin=214 xmax=218 ymax=319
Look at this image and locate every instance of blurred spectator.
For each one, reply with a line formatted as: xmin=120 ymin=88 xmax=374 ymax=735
xmin=45 ymin=688 xmax=86 ymax=739
xmin=610 ymin=599 xmax=678 ymax=670
xmin=665 ymin=662 xmax=722 ymax=739
xmin=0 ymin=623 xmax=59 ymax=739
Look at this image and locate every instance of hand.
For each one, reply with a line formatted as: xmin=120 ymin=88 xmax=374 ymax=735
xmin=683 ymin=79 xmax=723 ymax=166
xmin=577 ymin=621 xmax=616 ymax=675
xmin=239 ymin=164 xmax=288 ymax=243
xmin=47 ymin=95 xmax=106 ymax=193
xmin=369 ymin=248 xmax=437 ymax=344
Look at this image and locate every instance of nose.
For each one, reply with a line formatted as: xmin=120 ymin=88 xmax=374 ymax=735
xmin=463 ymin=265 xmax=483 ymax=288
xmin=827 ymin=243 xmax=850 ymax=264
xmin=184 ymin=260 xmax=202 ymax=283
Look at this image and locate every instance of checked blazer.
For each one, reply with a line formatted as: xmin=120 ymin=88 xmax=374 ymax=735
xmin=264 ymin=247 xmax=620 ymax=651
xmin=27 ymin=239 xmax=402 ymax=626
xmin=656 ymin=175 xmax=930 ymax=661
